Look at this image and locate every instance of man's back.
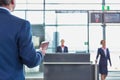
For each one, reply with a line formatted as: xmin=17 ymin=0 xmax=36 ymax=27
xmin=0 ymin=8 xmax=42 ymax=80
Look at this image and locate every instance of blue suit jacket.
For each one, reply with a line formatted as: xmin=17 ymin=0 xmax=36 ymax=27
xmin=56 ymin=46 xmax=68 ymax=53
xmin=96 ymin=48 xmax=112 ymax=66
xmin=0 ymin=8 xmax=43 ymax=80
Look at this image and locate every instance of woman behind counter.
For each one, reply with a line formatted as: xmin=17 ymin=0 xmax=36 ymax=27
xmin=56 ymin=39 xmax=68 ymax=53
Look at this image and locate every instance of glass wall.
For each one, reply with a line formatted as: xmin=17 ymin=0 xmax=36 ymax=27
xmin=106 ymin=26 xmax=120 ymax=70
xmin=45 ymin=12 xmax=88 ymax=53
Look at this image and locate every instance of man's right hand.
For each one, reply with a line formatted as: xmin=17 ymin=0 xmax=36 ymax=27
xmin=39 ymin=47 xmax=46 ymax=56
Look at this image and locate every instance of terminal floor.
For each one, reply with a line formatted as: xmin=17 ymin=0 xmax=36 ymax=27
xmin=106 ymin=71 xmax=120 ymax=80
xmin=25 ymin=71 xmax=120 ymax=80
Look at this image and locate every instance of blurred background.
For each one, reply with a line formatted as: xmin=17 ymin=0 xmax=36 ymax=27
xmin=13 ymin=0 xmax=120 ymax=79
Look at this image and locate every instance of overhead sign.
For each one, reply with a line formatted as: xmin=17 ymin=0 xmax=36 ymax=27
xmin=104 ymin=13 xmax=120 ymax=23
xmin=90 ymin=13 xmax=102 ymax=23
xmin=90 ymin=12 xmax=120 ymax=23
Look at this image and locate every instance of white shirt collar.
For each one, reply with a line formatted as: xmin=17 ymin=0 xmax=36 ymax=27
xmin=0 ymin=7 xmax=11 ymax=13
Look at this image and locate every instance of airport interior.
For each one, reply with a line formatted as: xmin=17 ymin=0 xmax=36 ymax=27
xmin=13 ymin=0 xmax=120 ymax=80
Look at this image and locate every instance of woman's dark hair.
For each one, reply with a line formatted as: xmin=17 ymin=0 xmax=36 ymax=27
xmin=100 ymin=40 xmax=105 ymax=44
xmin=0 ymin=0 xmax=11 ymax=6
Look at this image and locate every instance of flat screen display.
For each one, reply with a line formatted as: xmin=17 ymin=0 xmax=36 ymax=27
xmin=90 ymin=12 xmax=120 ymax=23
xmin=90 ymin=13 xmax=102 ymax=23
xmin=104 ymin=13 xmax=120 ymax=23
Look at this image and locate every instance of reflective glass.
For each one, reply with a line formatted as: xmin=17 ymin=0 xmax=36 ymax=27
xmin=12 ymin=11 xmax=25 ymax=19
xmin=46 ymin=0 xmax=102 ymax=3
xmin=45 ymin=11 xmax=56 ymax=24
xmin=16 ymin=0 xmax=26 ymax=3
xmin=57 ymin=26 xmax=88 ymax=53
xmin=107 ymin=26 xmax=120 ymax=70
xmin=27 ymin=0 xmax=43 ymax=3
xmin=45 ymin=4 xmax=102 ymax=10
xmin=26 ymin=11 xmax=43 ymax=24
xmin=57 ymin=13 xmax=87 ymax=24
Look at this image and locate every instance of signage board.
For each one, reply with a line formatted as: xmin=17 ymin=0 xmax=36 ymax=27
xmin=90 ymin=12 xmax=120 ymax=23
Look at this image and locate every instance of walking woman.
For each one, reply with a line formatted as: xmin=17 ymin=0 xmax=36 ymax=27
xmin=95 ymin=40 xmax=112 ymax=80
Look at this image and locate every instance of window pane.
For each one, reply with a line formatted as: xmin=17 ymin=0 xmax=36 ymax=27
xmin=16 ymin=0 xmax=26 ymax=3
xmin=45 ymin=4 xmax=101 ymax=10
xmin=27 ymin=0 xmax=43 ymax=3
xmin=45 ymin=26 xmax=88 ymax=53
xmin=45 ymin=26 xmax=57 ymax=53
xmin=106 ymin=26 xmax=120 ymax=70
xmin=57 ymin=13 xmax=87 ymax=25
xmin=46 ymin=0 xmax=102 ymax=3
xmin=105 ymin=4 xmax=120 ymax=10
xmin=89 ymin=26 xmax=102 ymax=64
xmin=27 ymin=4 xmax=43 ymax=10
xmin=27 ymin=11 xmax=43 ymax=24
xmin=12 ymin=11 xmax=25 ymax=19
xmin=45 ymin=11 xmax=56 ymax=24
xmin=58 ymin=26 xmax=87 ymax=53
xmin=15 ymin=4 xmax=27 ymax=10
xmin=106 ymin=0 xmax=120 ymax=3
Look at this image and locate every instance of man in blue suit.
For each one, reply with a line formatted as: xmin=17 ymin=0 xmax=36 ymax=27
xmin=95 ymin=40 xmax=112 ymax=80
xmin=0 ymin=0 xmax=46 ymax=80
xmin=56 ymin=39 xmax=68 ymax=53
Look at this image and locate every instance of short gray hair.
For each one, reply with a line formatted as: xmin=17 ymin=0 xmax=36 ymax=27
xmin=0 ymin=0 xmax=11 ymax=6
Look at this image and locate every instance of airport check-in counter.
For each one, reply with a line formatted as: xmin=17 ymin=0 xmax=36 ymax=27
xmin=43 ymin=53 xmax=99 ymax=80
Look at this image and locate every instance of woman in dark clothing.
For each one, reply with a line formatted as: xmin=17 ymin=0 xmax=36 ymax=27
xmin=95 ymin=40 xmax=112 ymax=80
xmin=56 ymin=39 xmax=68 ymax=53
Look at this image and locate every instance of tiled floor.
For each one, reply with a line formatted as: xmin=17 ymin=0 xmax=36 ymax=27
xmin=25 ymin=71 xmax=120 ymax=80
xmin=106 ymin=71 xmax=120 ymax=80
xmin=25 ymin=72 xmax=43 ymax=80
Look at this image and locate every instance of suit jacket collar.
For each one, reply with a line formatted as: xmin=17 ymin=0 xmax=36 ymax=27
xmin=100 ymin=48 xmax=108 ymax=56
xmin=0 ymin=7 xmax=11 ymax=14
